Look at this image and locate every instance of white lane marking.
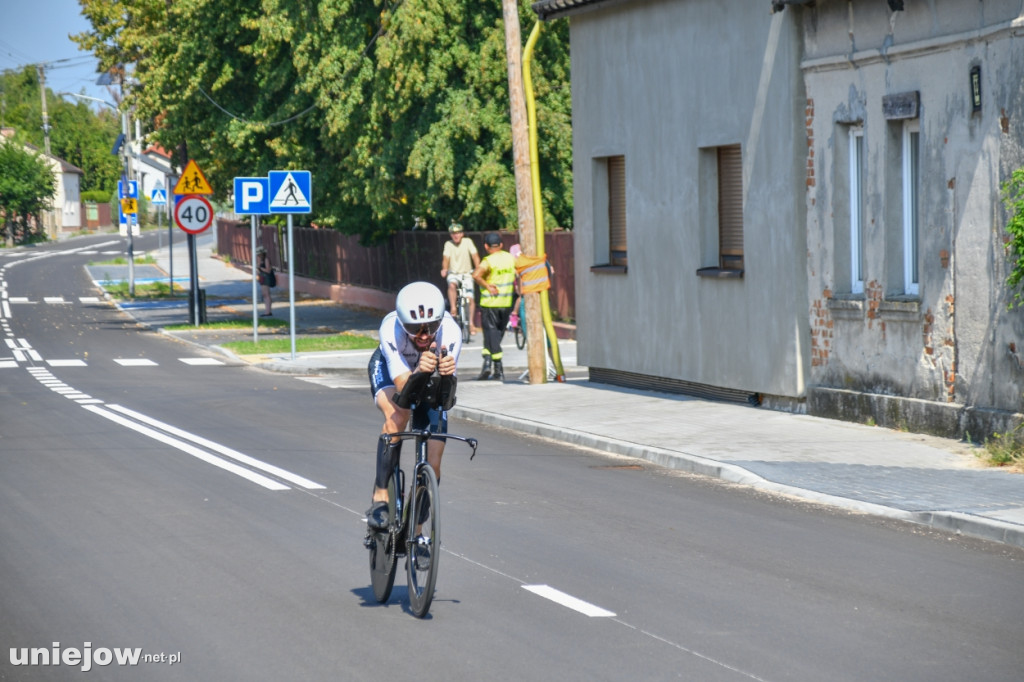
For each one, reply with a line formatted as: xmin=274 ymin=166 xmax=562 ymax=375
xmin=522 ymin=585 xmax=616 ymax=618
xmin=44 ymin=297 xmax=68 ymax=304
xmin=12 ymin=349 xmax=25 ymax=362
xmin=83 ymin=405 xmax=290 ymax=491
xmin=179 ymin=358 xmax=225 ymax=366
xmin=27 ymin=350 xmax=41 ymax=361
xmin=1 ymin=302 xmax=8 ymax=317
xmin=0 ymin=360 xmax=17 ymax=368
xmin=8 ymin=297 xmax=29 ymax=303
xmin=106 ymin=404 xmax=326 ymax=490
xmin=48 ymin=359 xmax=87 ymax=367
xmin=114 ymin=358 xmax=158 ymax=366
xmin=4 ymin=339 xmax=15 ymax=349
xmin=76 ymin=398 xmax=104 ymax=404
xmin=79 ymin=297 xmax=101 ymax=303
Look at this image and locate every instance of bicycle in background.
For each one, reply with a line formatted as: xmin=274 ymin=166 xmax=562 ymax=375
xmin=453 ymin=275 xmax=473 ymax=344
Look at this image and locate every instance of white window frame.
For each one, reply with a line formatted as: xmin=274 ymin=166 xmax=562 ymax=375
xmin=901 ymin=121 xmax=919 ymax=295
xmin=849 ymin=128 xmax=865 ymax=294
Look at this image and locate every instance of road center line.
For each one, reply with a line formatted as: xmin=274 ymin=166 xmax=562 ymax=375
xmin=106 ymin=404 xmax=326 ymax=490
xmin=83 ymin=405 xmax=290 ymax=491
xmin=522 ymin=584 xmax=616 ymax=617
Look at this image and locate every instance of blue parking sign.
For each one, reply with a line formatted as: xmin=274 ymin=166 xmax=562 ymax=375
xmin=234 ymin=177 xmax=270 ymax=215
xmin=268 ymin=170 xmax=312 ymax=214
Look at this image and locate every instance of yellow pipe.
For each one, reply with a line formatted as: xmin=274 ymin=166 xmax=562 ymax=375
xmin=522 ymin=19 xmax=566 ymax=380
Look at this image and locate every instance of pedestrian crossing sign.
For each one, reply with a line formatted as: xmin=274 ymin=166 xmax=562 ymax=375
xmin=268 ymin=170 xmax=312 ymax=214
xmin=173 ymin=160 xmax=213 ymax=195
xmin=150 ymin=188 xmax=168 ymax=205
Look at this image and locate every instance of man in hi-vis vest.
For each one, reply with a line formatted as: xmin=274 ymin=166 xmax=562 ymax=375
xmin=472 ymin=233 xmax=515 ymax=380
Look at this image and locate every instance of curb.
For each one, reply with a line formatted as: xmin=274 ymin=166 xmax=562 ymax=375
xmin=450 ymin=405 xmax=1024 ymax=550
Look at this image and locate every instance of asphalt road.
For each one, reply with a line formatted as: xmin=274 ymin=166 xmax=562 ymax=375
xmin=1 ymin=234 xmax=1023 ymax=681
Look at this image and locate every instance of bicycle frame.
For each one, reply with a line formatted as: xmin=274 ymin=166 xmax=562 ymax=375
xmin=367 ymin=428 xmax=477 ymax=616
xmin=383 ymin=431 xmax=477 ymax=536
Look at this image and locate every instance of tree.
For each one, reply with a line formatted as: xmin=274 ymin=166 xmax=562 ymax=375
xmin=0 ymin=141 xmax=56 ymax=244
xmin=0 ymin=65 xmax=122 ymax=193
xmin=73 ymin=0 xmax=573 ymax=242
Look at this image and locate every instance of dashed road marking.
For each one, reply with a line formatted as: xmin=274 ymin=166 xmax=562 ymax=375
xmin=522 ymin=585 xmax=616 ymax=618
xmin=114 ymin=359 xmax=159 ymax=367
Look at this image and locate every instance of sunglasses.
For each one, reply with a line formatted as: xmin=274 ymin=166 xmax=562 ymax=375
xmin=402 ymin=319 xmax=441 ymax=337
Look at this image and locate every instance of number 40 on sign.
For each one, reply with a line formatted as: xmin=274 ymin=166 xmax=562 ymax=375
xmin=174 ymin=194 xmax=214 ymax=235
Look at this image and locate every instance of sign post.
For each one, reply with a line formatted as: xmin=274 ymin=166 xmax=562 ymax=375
xmin=173 ymin=160 xmax=214 ymax=327
xmin=118 ymin=179 xmax=139 ymax=296
xmin=268 ymin=170 xmax=312 ymax=360
xmin=150 ymin=185 xmax=169 ymax=290
xmin=234 ymin=177 xmax=270 ymax=343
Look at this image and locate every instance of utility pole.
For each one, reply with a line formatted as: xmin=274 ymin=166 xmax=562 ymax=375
xmin=35 ymin=64 xmax=51 ymax=155
xmin=501 ymin=0 xmax=546 ymax=384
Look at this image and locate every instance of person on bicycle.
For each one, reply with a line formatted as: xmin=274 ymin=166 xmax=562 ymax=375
xmin=440 ymin=221 xmax=480 ymax=335
xmin=366 ymin=281 xmax=462 ymax=530
xmin=471 ymin=233 xmax=516 ymax=381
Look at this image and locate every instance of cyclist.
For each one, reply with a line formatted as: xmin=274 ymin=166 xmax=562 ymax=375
xmin=366 ymin=282 xmax=462 ymax=530
xmin=440 ymin=221 xmax=480 ymax=334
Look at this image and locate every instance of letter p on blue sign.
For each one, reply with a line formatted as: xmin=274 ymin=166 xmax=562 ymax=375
xmin=234 ymin=177 xmax=270 ymax=215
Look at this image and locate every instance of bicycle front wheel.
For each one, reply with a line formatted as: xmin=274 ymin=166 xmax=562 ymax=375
xmin=406 ymin=465 xmax=440 ymax=618
xmin=515 ymin=322 xmax=525 ymax=350
xmin=368 ymin=479 xmax=399 ymax=603
xmin=460 ymin=299 xmax=472 ymax=343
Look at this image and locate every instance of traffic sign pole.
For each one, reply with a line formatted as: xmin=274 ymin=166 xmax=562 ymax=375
xmin=288 ymin=214 xmax=296 ymax=360
xmin=251 ymin=215 xmax=258 ymax=344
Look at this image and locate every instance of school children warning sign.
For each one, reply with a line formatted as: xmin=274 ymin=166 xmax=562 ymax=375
xmin=173 ymin=160 xmax=213 ymax=195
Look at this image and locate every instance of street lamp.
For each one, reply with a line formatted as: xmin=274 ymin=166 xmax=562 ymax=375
xmin=59 ymin=92 xmax=137 ymax=296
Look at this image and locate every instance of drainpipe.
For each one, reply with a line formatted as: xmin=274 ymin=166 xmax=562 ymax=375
xmin=522 ymin=19 xmax=566 ymax=380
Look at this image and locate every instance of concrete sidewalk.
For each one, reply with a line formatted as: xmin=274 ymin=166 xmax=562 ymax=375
xmin=122 ymin=236 xmax=1024 ymax=549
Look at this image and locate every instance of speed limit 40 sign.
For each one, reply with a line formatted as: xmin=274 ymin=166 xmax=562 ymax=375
xmin=174 ymin=194 xmax=214 ymax=234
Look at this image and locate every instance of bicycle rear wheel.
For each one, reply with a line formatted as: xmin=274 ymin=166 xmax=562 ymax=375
xmin=514 ymin=322 xmax=525 ymax=349
xmin=406 ymin=466 xmax=440 ymax=617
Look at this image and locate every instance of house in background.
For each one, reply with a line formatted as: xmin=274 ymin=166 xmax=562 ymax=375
xmin=532 ymin=0 xmax=811 ymax=408
xmin=795 ymin=0 xmax=1024 ymax=438
xmin=0 ymin=127 xmax=84 ymax=237
xmin=137 ymin=145 xmax=173 ymax=218
xmin=533 ymin=0 xmax=1024 ymax=440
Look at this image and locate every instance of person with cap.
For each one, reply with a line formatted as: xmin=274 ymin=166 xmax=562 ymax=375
xmin=440 ymin=220 xmax=480 ymax=335
xmin=365 ymin=281 xmax=462 ymax=530
xmin=256 ymin=246 xmax=275 ymax=316
xmin=471 ymin=233 xmax=516 ymax=380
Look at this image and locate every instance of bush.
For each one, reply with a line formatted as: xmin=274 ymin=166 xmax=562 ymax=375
xmin=81 ymin=189 xmax=112 ymax=203
xmin=1001 ymin=167 xmax=1024 ymax=308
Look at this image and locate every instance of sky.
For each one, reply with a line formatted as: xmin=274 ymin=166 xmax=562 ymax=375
xmin=0 ymin=0 xmax=114 ymax=111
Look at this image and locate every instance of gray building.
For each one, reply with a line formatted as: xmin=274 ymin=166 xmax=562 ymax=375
xmin=534 ymin=0 xmax=1024 ymax=439
xmin=799 ymin=0 xmax=1024 ymax=438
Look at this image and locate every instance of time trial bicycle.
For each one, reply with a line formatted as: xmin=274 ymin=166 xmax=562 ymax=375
xmin=364 ymin=370 xmax=477 ymax=617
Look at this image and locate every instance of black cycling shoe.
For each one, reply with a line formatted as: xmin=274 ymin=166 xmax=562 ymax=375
xmin=366 ymin=501 xmax=389 ymax=530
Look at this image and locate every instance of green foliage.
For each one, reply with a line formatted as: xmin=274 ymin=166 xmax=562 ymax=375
xmin=979 ymin=424 xmax=1024 ymax=470
xmin=0 ymin=141 xmax=56 ymax=243
xmin=1002 ymin=167 xmax=1024 ymax=308
xmin=81 ymin=189 xmax=112 ymax=202
xmin=0 ymin=66 xmax=122 ymax=193
xmin=73 ymin=0 xmax=573 ymax=243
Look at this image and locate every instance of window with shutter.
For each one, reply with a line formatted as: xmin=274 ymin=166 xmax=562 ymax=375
xmin=717 ymin=145 xmax=743 ymax=271
xmin=608 ymin=156 xmax=627 ymax=267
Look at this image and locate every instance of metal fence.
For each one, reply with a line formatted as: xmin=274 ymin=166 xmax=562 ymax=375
xmin=217 ymin=220 xmax=575 ymax=322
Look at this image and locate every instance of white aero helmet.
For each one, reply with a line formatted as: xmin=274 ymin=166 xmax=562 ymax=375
xmin=395 ymin=282 xmax=445 ymax=337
